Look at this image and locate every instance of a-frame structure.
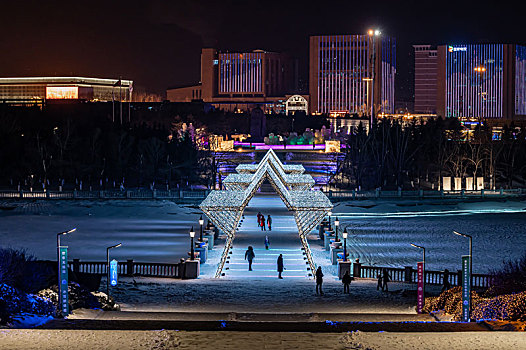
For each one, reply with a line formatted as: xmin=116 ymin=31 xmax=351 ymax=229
xmin=200 ymin=149 xmax=333 ymax=278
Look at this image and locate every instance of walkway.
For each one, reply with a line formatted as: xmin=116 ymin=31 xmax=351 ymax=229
xmin=223 ymin=194 xmax=311 ymax=279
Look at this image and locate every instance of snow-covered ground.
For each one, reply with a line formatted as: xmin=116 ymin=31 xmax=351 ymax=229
xmin=1 ymin=196 xmax=525 ymax=273
xmin=0 ymin=330 xmax=524 ymax=350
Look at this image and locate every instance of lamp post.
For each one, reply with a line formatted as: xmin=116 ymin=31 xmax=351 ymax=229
xmin=335 ymin=217 xmax=340 ymax=242
xmin=189 ymin=226 xmax=195 ymax=260
xmin=328 ymin=211 xmax=332 ymax=231
xmin=342 ymin=228 xmax=348 ymax=262
xmin=367 ymin=29 xmax=381 ymax=126
xmin=474 ymin=66 xmax=486 ymax=120
xmin=411 ymin=243 xmax=426 ymax=292
xmin=199 ymin=215 xmax=204 ymax=242
xmin=453 ymin=230 xmax=472 ymax=320
xmin=106 ymin=243 xmax=122 ymax=298
xmin=56 ymin=228 xmax=76 ymax=316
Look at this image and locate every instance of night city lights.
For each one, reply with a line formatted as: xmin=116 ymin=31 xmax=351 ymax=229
xmin=0 ymin=1 xmax=525 ymax=349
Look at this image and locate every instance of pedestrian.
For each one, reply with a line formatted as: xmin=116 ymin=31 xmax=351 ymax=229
xmin=277 ymin=254 xmax=284 ymax=279
xmin=245 ymin=246 xmax=255 ymax=271
xmin=442 ymin=269 xmax=451 ymax=293
xmin=377 ymin=271 xmax=383 ymax=291
xmin=315 ymin=266 xmax=324 ymax=295
xmin=342 ymin=271 xmax=353 ymax=293
xmin=257 ymin=212 xmax=262 ymax=225
xmin=382 ymin=268 xmax=390 ymax=292
xmin=267 ymin=215 xmax=272 ymax=231
xmin=261 ymin=215 xmax=266 ymax=231
xmin=265 ymin=235 xmax=270 ymax=250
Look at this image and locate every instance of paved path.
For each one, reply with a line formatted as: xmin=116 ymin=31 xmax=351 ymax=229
xmin=224 ymin=194 xmax=310 ymax=279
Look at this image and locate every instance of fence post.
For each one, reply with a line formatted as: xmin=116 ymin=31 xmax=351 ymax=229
xmin=352 ymin=262 xmax=361 ymax=277
xmin=481 ymin=189 xmax=485 ymax=198
xmin=398 ymin=188 xmax=402 ymax=197
xmin=152 ymin=189 xmax=156 ymax=199
xmin=126 ymin=259 xmax=134 ymax=276
xmin=500 ymin=187 xmax=503 ymax=196
xmin=440 ymin=189 xmax=444 ymax=198
xmin=73 ymin=258 xmax=80 ymax=275
xmin=419 ymin=189 xmax=423 ymax=198
xmin=404 ymin=266 xmax=413 ymax=283
xmin=99 ymin=190 xmax=104 ymax=199
xmin=126 ymin=190 xmax=130 ymax=199
xmin=73 ymin=189 xmax=77 ymax=199
xmin=19 ymin=190 xmax=23 ymax=198
xmin=352 ymin=189 xmax=356 ymax=199
xmin=375 ymin=189 xmax=379 ymax=198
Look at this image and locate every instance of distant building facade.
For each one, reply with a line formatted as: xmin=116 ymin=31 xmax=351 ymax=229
xmin=0 ymin=77 xmax=133 ymax=103
xmin=167 ymin=48 xmax=298 ymax=113
xmin=309 ymin=34 xmax=396 ymax=117
xmin=413 ymin=45 xmax=438 ymax=113
xmin=414 ymin=44 xmax=526 ymax=120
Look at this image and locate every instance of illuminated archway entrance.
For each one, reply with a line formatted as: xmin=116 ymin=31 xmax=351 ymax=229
xmin=200 ymin=149 xmax=333 ymax=277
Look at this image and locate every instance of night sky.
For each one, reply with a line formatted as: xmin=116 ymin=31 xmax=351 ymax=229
xmin=1 ymin=0 xmax=522 ymax=100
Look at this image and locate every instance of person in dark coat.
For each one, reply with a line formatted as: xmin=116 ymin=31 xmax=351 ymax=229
xmin=442 ymin=269 xmax=451 ymax=292
xmin=382 ymin=268 xmax=390 ymax=292
xmin=342 ymin=271 xmax=353 ymax=293
xmin=277 ymin=254 xmax=284 ymax=279
xmin=377 ymin=271 xmax=383 ymax=291
xmin=265 ymin=235 xmax=270 ymax=250
xmin=245 ymin=246 xmax=255 ymax=271
xmin=267 ymin=215 xmax=272 ymax=231
xmin=315 ymin=266 xmax=324 ymax=295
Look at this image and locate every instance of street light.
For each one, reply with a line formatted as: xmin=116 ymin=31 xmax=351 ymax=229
xmin=453 ymin=230 xmax=473 ymax=320
xmin=474 ymin=66 xmax=486 ymax=120
xmin=335 ymin=217 xmax=340 ymax=242
xmin=56 ymin=228 xmax=76 ymax=316
xmin=367 ymin=28 xmax=381 ymax=126
xmin=411 ymin=243 xmax=426 ymax=313
xmin=106 ymin=243 xmax=122 ymax=298
xmin=189 ymin=226 xmax=196 ymax=260
xmin=342 ymin=228 xmax=348 ymax=262
xmin=199 ymin=215 xmax=204 ymax=241
xmin=328 ymin=211 xmax=332 ymax=231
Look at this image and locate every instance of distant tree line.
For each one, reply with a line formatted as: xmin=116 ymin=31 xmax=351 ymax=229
xmin=338 ymin=118 xmax=526 ymax=190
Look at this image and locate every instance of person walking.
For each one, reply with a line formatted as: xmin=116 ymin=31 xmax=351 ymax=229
xmin=382 ymin=268 xmax=390 ymax=292
xmin=315 ymin=266 xmax=324 ymax=295
xmin=342 ymin=271 xmax=353 ymax=294
xmin=245 ymin=246 xmax=255 ymax=271
xmin=264 ymin=235 xmax=270 ymax=250
xmin=257 ymin=212 xmax=262 ymax=226
xmin=261 ymin=215 xmax=266 ymax=231
xmin=377 ymin=271 xmax=383 ymax=291
xmin=277 ymin=254 xmax=284 ymax=279
xmin=442 ymin=269 xmax=451 ymax=293
xmin=267 ymin=215 xmax=272 ymax=231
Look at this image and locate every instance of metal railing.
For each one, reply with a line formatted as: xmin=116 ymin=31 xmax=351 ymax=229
xmin=326 ymin=188 xmax=525 ymax=200
xmin=357 ymin=264 xmax=492 ymax=288
xmin=0 ymin=189 xmax=210 ymax=200
xmin=69 ymin=259 xmax=182 ymax=278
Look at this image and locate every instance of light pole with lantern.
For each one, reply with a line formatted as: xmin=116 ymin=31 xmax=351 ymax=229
xmin=328 ymin=211 xmax=332 ymax=231
xmin=199 ymin=215 xmax=204 ymax=242
xmin=106 ymin=243 xmax=122 ymax=298
xmin=189 ymin=226 xmax=195 ymax=260
xmin=334 ymin=217 xmax=340 ymax=242
xmin=342 ymin=228 xmax=348 ymax=262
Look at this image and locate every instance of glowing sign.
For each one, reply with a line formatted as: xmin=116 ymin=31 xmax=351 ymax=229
xmin=110 ymin=259 xmax=118 ymax=286
xmin=46 ymin=86 xmax=79 ymax=99
xmin=448 ymin=46 xmax=467 ymax=52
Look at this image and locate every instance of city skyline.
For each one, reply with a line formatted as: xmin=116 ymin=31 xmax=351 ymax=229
xmin=0 ymin=0 xmax=524 ymax=99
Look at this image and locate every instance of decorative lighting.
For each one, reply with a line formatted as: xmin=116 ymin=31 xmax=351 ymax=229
xmin=200 ymin=149 xmax=333 ymax=277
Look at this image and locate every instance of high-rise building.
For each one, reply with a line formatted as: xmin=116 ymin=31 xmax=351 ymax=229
xmin=413 ymin=45 xmax=438 ymax=113
xmin=167 ymin=48 xmax=298 ymax=113
xmin=309 ymin=34 xmax=396 ymax=117
xmin=414 ymin=43 xmax=526 ymax=120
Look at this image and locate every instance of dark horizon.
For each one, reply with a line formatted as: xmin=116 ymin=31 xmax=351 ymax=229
xmin=1 ymin=0 xmax=522 ymax=100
